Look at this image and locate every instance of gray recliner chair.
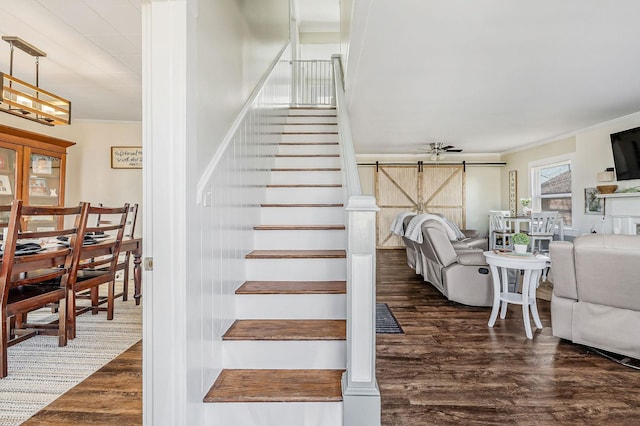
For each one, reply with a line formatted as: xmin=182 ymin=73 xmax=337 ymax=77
xmin=550 ymin=234 xmax=640 ymax=359
xmin=418 ymin=219 xmax=493 ymax=307
xmin=400 ymin=213 xmax=421 ymax=273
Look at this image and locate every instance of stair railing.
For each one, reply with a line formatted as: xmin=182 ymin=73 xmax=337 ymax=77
xmin=291 ymin=60 xmax=334 ymax=106
xmin=332 ymin=54 xmax=381 ymax=426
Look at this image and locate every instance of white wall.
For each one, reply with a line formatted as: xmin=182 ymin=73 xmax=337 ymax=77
xmin=502 ymin=111 xmax=640 ymax=235
xmin=0 ymin=115 xmax=142 ymax=234
xmin=143 ymin=0 xmax=290 ymax=424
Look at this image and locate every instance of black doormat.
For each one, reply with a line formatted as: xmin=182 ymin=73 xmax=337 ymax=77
xmin=376 ymin=303 xmax=404 ymax=334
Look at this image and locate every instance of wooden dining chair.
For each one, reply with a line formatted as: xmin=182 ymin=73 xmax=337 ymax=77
xmin=68 ymin=203 xmax=129 ymax=339
xmin=0 ymin=200 xmax=87 ymax=378
xmin=96 ymin=203 xmax=138 ymax=301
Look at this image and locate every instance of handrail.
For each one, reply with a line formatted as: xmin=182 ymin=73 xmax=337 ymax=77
xmin=196 ymin=43 xmax=290 ymax=204
xmin=332 ymin=55 xmax=362 ymax=198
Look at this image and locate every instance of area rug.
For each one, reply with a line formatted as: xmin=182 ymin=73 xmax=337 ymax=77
xmin=0 ymin=284 xmax=142 ymax=426
xmin=376 ymin=303 xmax=404 ymax=334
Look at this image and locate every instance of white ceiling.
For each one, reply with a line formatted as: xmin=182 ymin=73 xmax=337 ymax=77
xmin=2 ymin=1 xmax=640 ymax=156
xmin=346 ymin=0 xmax=640 ymax=154
xmin=0 ymin=0 xmax=142 ymax=122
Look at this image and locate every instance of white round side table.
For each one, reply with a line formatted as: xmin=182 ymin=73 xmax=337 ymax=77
xmin=483 ymin=251 xmax=550 ymax=339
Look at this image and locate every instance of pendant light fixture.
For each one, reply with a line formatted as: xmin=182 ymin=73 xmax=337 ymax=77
xmin=0 ymin=36 xmax=71 ymax=125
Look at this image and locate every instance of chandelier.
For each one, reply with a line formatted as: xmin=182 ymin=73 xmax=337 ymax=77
xmin=0 ymin=36 xmax=71 ymax=125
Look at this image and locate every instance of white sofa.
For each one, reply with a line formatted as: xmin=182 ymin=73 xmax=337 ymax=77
xmin=550 ymin=234 xmax=640 ymax=359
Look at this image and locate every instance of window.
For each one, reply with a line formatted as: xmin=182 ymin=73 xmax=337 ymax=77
xmin=530 ymin=158 xmax=572 ymax=227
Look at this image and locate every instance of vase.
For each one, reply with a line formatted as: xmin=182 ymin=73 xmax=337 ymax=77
xmin=514 ymin=244 xmax=528 ymax=254
xmin=522 ymin=206 xmax=531 ymax=216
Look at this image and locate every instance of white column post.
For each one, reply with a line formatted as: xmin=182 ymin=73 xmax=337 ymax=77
xmin=342 ymin=195 xmax=381 ymax=426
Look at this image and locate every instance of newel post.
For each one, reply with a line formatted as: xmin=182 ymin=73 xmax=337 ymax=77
xmin=342 ymin=195 xmax=381 ymax=426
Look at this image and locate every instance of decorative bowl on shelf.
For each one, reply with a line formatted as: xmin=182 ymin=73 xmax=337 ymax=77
xmin=596 ymin=185 xmax=618 ymax=194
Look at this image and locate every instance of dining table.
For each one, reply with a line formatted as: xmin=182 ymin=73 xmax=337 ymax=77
xmin=11 ymin=236 xmax=143 ymax=305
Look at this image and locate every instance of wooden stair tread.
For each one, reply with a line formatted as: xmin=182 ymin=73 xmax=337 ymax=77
xmin=203 ymin=369 xmax=344 ymax=403
xmin=275 ymin=154 xmax=340 ymax=157
xmin=261 ymin=203 xmax=344 ymax=207
xmin=278 ymin=142 xmax=339 ymax=146
xmin=223 ymin=319 xmax=346 ymax=340
xmin=253 ymin=225 xmax=345 ymax=230
xmin=246 ymin=250 xmax=346 ymax=259
xmin=285 ymin=123 xmax=337 ymax=126
xmin=271 ymin=168 xmax=341 ymax=171
xmin=236 ymin=281 xmax=346 ymax=294
xmin=282 ymin=132 xmax=338 ymax=135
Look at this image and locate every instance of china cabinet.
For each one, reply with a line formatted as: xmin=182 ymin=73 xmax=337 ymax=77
xmin=0 ymin=125 xmax=75 ymax=231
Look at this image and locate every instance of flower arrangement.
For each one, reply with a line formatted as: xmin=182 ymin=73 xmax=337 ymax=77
xmin=520 ymin=197 xmax=531 ymax=207
xmin=512 ymin=232 xmax=530 ymax=246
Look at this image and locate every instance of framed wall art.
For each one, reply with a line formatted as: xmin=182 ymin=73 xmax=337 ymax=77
xmin=585 ymin=187 xmax=603 ymax=214
xmin=111 ymin=146 xmax=142 ymax=169
xmin=508 ymin=170 xmax=517 ymax=216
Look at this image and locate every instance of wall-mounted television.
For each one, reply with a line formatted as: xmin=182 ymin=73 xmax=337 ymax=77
xmin=610 ymin=126 xmax=640 ymax=181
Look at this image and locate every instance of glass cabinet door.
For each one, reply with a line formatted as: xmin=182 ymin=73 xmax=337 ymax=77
xmin=28 ymin=153 xmax=61 ymax=207
xmin=0 ymin=147 xmax=18 ymax=205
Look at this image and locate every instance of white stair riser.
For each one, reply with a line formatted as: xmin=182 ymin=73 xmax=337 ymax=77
xmin=260 ymin=207 xmax=344 ymax=225
xmin=287 ymin=115 xmax=336 ymax=124
xmin=288 ymin=108 xmax=336 ymax=115
xmin=270 ymin=170 xmax=342 ymax=185
xmin=278 ymin=144 xmax=340 ymax=156
xmin=223 ymin=341 xmax=346 ymax=369
xmin=283 ymin=124 xmax=337 ymax=133
xmin=246 ymin=258 xmax=347 ymax=281
xmin=274 ymin=156 xmax=341 ymax=168
xmin=205 ymin=402 xmax=342 ymax=426
xmin=254 ymin=229 xmax=346 ymax=250
xmin=265 ymin=187 xmax=343 ymax=204
xmin=281 ymin=133 xmax=338 ymax=143
xmin=236 ymin=294 xmax=346 ymax=319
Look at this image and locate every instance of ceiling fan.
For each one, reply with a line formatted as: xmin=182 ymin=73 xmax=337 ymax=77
xmin=421 ymin=142 xmax=463 ymax=161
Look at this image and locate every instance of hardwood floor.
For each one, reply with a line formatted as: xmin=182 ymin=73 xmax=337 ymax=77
xmin=24 ymin=249 xmax=640 ymax=425
xmin=376 ymin=249 xmax=640 ymax=425
xmin=23 ymin=340 xmax=142 ymax=425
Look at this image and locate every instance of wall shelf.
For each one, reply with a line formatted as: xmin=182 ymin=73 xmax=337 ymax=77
xmin=596 ymin=192 xmax=640 ymax=199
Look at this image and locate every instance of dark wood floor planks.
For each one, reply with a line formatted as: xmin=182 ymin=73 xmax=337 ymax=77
xmin=24 ymin=250 xmax=640 ymax=425
xmin=22 ymin=340 xmax=142 ymax=426
xmin=376 ymin=249 xmax=640 ymax=425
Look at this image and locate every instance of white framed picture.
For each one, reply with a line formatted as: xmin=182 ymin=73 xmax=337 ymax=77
xmin=0 ymin=174 xmax=12 ymax=196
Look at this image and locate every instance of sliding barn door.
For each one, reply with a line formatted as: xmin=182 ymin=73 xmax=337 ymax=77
xmin=376 ymin=164 xmax=465 ymax=248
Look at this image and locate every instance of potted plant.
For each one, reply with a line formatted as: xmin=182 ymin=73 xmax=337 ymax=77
xmin=512 ymin=233 xmax=530 ymax=254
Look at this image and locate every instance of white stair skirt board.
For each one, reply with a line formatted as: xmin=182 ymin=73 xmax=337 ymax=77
xmin=253 ymin=229 xmax=346 ymax=250
xmin=270 ymin=170 xmax=342 ymax=185
xmin=246 ymin=258 xmax=347 ymax=281
xmin=260 ymin=206 xmax=344 ymax=225
xmin=281 ymin=133 xmax=338 ymax=143
xmin=223 ymin=340 xmax=346 ymax=369
xmin=286 ymin=115 xmax=337 ymax=124
xmin=236 ymin=294 xmax=347 ymax=319
xmin=274 ymin=156 xmax=341 ymax=168
xmin=277 ymin=144 xmax=340 ymax=156
xmin=265 ymin=187 xmax=343 ymax=204
xmin=205 ymin=402 xmax=342 ymax=426
xmin=283 ymin=124 xmax=337 ymax=133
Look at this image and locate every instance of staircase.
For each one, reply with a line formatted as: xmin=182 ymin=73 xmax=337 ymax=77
xmin=204 ymin=107 xmax=348 ymax=424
